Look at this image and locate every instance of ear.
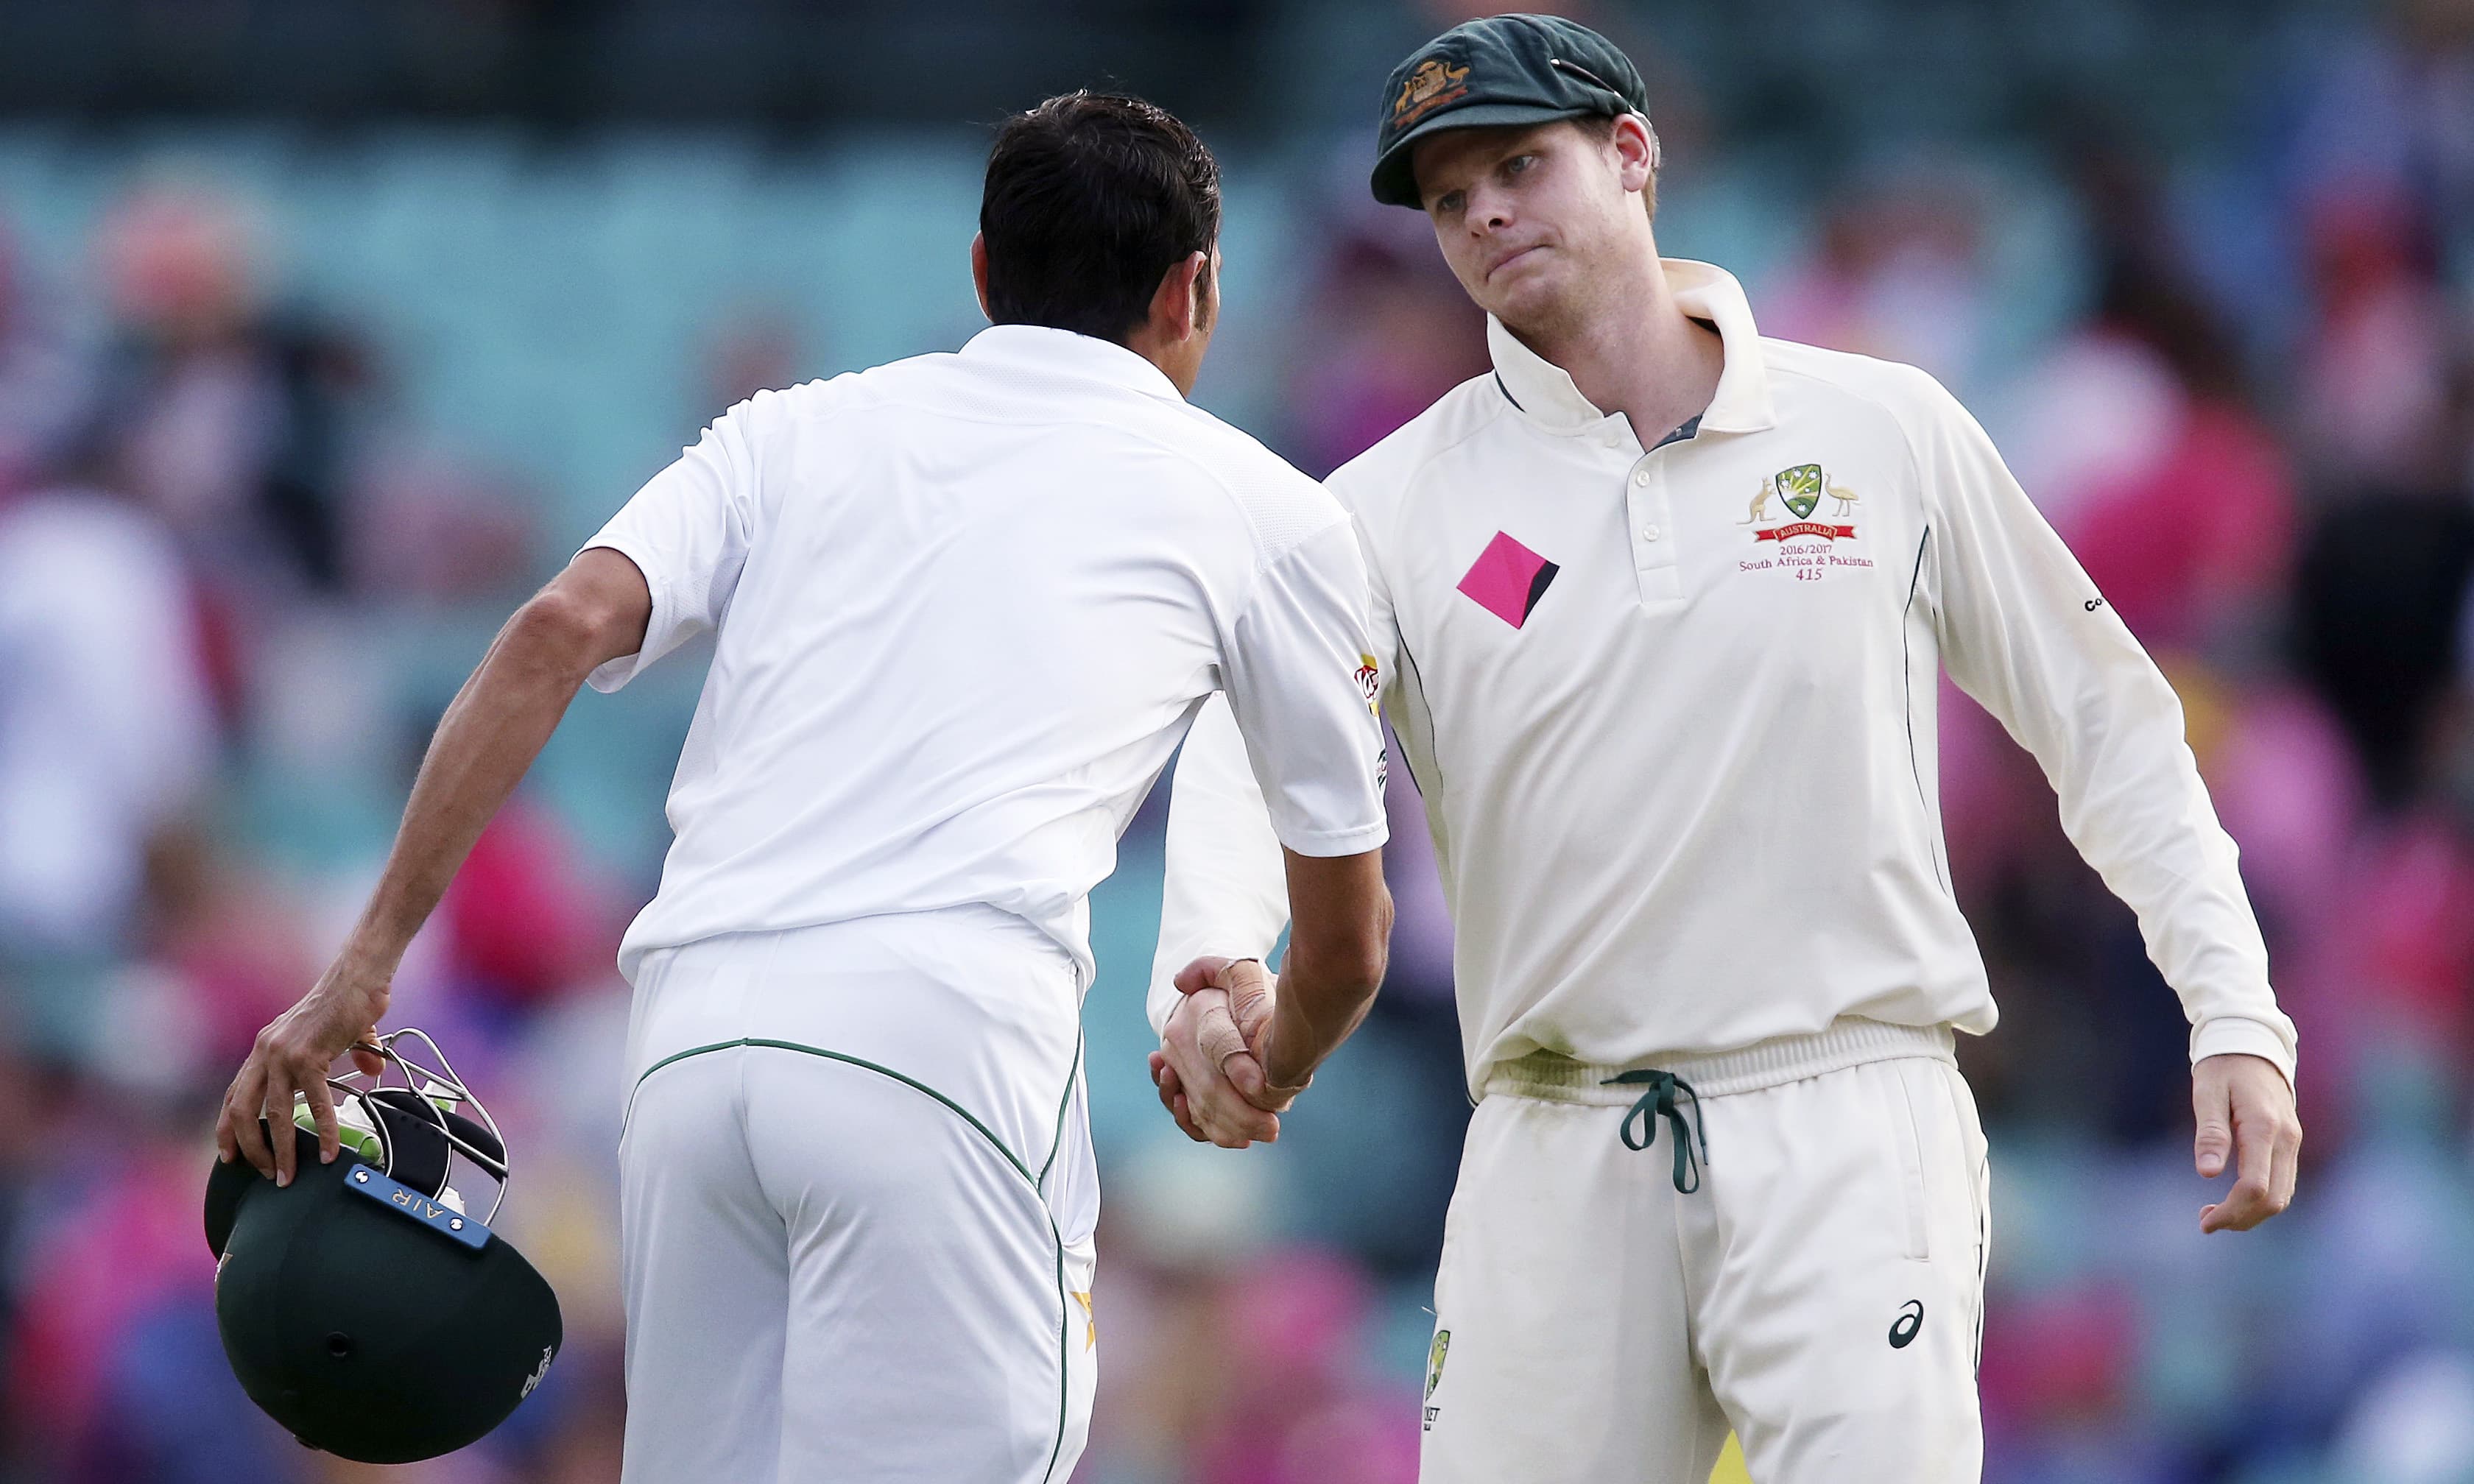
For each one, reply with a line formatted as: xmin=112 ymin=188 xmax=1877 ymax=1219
xmin=1610 ymin=114 xmax=1659 ymax=194
xmin=970 ymin=232 xmax=992 ymax=321
xmin=1146 ymin=250 xmax=1210 ymax=342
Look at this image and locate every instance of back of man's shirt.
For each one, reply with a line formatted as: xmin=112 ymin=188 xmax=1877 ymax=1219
xmin=583 ymin=324 xmax=1389 ymax=986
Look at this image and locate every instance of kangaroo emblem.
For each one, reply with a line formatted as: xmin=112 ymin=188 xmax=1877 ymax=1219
xmin=1742 ymin=476 xmax=1776 ymax=525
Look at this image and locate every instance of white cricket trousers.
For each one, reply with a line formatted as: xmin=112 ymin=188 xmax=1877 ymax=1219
xmin=1420 ymin=1019 xmax=1990 ymax=1484
xmin=616 ymin=908 xmax=1099 ymax=1484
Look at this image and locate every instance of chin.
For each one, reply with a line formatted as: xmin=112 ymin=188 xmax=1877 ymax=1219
xmin=1485 ymin=270 xmax=1584 ymax=336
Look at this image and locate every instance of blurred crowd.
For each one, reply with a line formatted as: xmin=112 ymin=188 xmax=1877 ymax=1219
xmin=3 ymin=3 xmax=2474 ymax=1483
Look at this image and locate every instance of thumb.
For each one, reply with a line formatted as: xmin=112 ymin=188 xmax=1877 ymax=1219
xmin=1220 ymin=962 xmax=1274 ymax=1035
xmin=350 ymin=1026 xmax=385 ymax=1078
xmin=1174 ymin=957 xmax=1236 ymax=996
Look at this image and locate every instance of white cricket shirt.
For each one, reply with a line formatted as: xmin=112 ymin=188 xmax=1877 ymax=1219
xmin=585 ymin=324 xmax=1389 ymax=988
xmin=1152 ymin=260 xmax=2297 ymax=1092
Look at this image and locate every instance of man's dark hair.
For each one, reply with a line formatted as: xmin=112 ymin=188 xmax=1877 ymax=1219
xmin=980 ymin=92 xmax=1221 ymax=344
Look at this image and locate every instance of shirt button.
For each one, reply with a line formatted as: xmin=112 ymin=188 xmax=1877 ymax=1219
xmin=1632 ymin=470 xmax=1651 ymax=487
xmin=1641 ymin=524 xmax=1663 ymax=542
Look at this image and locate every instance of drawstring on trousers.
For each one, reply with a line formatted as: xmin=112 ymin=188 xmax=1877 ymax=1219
xmin=1604 ymin=1069 xmax=1709 ymax=1193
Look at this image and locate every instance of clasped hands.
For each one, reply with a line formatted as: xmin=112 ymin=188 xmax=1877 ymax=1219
xmin=1149 ymin=955 xmax=1308 ymax=1148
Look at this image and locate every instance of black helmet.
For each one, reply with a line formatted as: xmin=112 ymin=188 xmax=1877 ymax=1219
xmin=204 ymin=1028 xmax=563 ymax=1464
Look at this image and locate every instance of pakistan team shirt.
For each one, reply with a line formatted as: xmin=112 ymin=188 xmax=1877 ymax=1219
xmin=1152 ymin=259 xmax=2297 ymax=1095
xmin=584 ymin=325 xmax=1390 ymax=993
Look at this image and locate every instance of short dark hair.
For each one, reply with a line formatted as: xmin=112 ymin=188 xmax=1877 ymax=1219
xmin=980 ymin=92 xmax=1222 ymax=344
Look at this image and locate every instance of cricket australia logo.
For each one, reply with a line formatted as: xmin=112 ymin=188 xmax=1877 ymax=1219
xmin=1744 ymin=463 xmax=1860 ymax=542
xmin=1740 ymin=462 xmax=1872 ymax=580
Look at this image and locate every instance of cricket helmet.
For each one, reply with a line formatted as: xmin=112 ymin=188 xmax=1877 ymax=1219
xmin=203 ymin=1028 xmax=563 ymax=1464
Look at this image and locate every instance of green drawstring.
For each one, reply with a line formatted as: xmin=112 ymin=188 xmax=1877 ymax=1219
xmin=1604 ymin=1070 xmax=1709 ymax=1193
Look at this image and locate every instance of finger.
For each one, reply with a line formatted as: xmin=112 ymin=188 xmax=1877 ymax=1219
xmin=1148 ymin=1050 xmax=1167 ymax=1089
xmin=2202 ymin=1113 xmax=2278 ymax=1232
xmin=229 ymin=1063 xmax=275 ymax=1179
xmin=2193 ymin=1077 xmax=2232 ymax=1179
xmin=1194 ymin=1003 xmax=1250 ymax=1074
xmin=215 ymin=1098 xmax=239 ymax=1165
xmin=1194 ymin=1080 xmax=1279 ymax=1145
xmin=300 ymin=1072 xmax=342 ymax=1167
xmin=266 ymin=1064 xmax=300 ymax=1187
xmin=1174 ymin=957 xmax=1236 ymax=995
xmin=2269 ymin=1122 xmax=2299 ymax=1215
xmin=350 ymin=1027 xmax=384 ymax=1078
xmin=1170 ymin=1093 xmax=1208 ymax=1144
xmin=1223 ymin=1050 xmax=1290 ymax=1113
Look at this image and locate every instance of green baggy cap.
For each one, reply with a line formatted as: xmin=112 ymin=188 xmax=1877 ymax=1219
xmin=1370 ymin=13 xmax=1651 ymax=208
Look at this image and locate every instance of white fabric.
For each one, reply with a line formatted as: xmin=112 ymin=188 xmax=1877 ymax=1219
xmin=1423 ymin=1027 xmax=1990 ymax=1484
xmin=617 ymin=908 xmax=1099 ymax=1484
xmin=1150 ymin=258 xmax=2295 ymax=1092
xmin=585 ymin=324 xmax=1389 ymax=987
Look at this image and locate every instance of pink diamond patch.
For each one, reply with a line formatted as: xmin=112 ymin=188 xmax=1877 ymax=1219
xmin=1458 ymin=531 xmax=1559 ymax=629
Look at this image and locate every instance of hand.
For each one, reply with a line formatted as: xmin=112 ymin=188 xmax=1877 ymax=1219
xmin=1148 ymin=957 xmax=1301 ymax=1148
xmin=216 ymin=955 xmax=391 ymax=1186
xmin=2193 ymin=1053 xmax=2301 ymax=1232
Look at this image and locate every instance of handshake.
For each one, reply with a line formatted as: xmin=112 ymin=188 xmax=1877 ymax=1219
xmin=1147 ymin=955 xmax=1314 ymax=1148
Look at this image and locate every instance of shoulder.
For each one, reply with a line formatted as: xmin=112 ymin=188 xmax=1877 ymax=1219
xmin=1760 ymin=338 xmax=1975 ymax=445
xmin=1163 ymin=403 xmax=1353 ymax=569
xmin=1325 ymin=372 xmax=1512 ymax=526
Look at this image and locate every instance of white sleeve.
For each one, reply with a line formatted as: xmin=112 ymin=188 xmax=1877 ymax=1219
xmin=578 ymin=398 xmax=764 ymax=692
xmin=1913 ymin=372 xmax=2297 ymax=1087
xmin=1148 ymin=515 xmax=1400 ymax=1035
xmin=1148 ymin=693 xmax=1292 ymax=1035
xmin=1218 ymin=517 xmax=1390 ymax=858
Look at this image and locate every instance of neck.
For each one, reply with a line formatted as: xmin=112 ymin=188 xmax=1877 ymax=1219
xmin=1123 ymin=324 xmax=1200 ymax=398
xmin=1513 ymin=248 xmax=1723 ymax=444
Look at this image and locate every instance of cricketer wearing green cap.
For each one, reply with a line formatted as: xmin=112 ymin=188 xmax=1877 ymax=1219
xmin=1148 ymin=13 xmax=2302 ymax=1484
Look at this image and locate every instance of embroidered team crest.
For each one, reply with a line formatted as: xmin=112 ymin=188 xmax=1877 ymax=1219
xmin=1393 ymin=58 xmax=1471 ymax=129
xmin=1775 ymin=462 xmax=1823 ymax=520
xmin=1425 ymin=1329 xmax=1451 ymax=1400
xmin=1743 ymin=462 xmax=1861 ymax=545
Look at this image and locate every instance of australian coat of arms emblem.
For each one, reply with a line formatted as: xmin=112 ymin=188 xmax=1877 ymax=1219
xmin=1744 ymin=462 xmax=1859 ymax=543
xmin=1393 ymin=58 xmax=1472 ymax=129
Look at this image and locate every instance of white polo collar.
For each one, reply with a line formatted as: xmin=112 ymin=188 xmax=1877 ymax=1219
xmin=963 ymin=322 xmax=1186 ymax=403
xmin=1486 ymin=258 xmax=1776 ymax=439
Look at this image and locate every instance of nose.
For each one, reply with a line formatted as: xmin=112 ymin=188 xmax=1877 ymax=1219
xmin=1464 ymin=183 xmax=1514 ymax=236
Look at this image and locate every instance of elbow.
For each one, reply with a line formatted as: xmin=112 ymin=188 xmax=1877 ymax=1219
xmin=510 ymin=583 xmax=635 ymax=678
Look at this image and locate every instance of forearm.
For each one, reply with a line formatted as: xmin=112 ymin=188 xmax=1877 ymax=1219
xmin=1260 ymin=880 xmax=1392 ymax=1090
xmin=345 ymin=591 xmax=621 ymax=975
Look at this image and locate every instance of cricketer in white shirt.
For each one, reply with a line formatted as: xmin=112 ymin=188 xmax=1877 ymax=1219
xmin=1155 ymin=250 xmax=2302 ymax=1484
xmin=1153 ymin=259 xmax=2297 ymax=1087
xmin=1143 ymin=43 xmax=2302 ymax=1477
xmin=214 ymin=91 xmax=1394 ymax=1484
xmin=589 ymin=323 xmax=1390 ymax=1484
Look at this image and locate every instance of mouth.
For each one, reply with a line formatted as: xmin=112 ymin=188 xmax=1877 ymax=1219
xmin=1484 ymin=244 xmax=1546 ymax=282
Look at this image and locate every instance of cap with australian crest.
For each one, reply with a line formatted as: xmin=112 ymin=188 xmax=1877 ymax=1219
xmin=1370 ymin=13 xmax=1652 ymax=208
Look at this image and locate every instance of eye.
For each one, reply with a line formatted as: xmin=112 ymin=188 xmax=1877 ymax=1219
xmin=1435 ymin=189 xmax=1465 ymax=215
xmin=1506 ymin=154 xmax=1537 ymax=175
